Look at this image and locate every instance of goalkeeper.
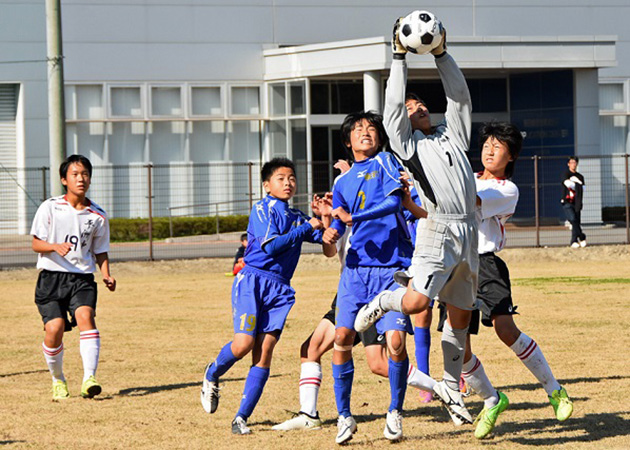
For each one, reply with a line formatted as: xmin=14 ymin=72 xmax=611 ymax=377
xmin=355 ymin=18 xmax=477 ymax=426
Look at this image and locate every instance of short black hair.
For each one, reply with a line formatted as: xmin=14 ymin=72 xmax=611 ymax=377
xmin=568 ymin=156 xmax=579 ymax=163
xmin=261 ymin=157 xmax=296 ymax=182
xmin=478 ymin=122 xmax=523 ymax=178
xmin=59 ymin=154 xmax=93 ymax=180
xmin=340 ymin=111 xmax=387 ymax=159
xmin=405 ymin=92 xmax=426 ymax=106
xmin=240 ymin=233 xmax=248 ymax=242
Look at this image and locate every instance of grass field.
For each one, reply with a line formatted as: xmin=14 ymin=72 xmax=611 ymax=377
xmin=2 ymin=245 xmax=630 ymax=449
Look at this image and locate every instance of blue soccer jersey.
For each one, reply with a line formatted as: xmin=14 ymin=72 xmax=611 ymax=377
xmin=244 ymin=194 xmax=323 ymax=283
xmin=331 ymin=152 xmax=413 ymax=268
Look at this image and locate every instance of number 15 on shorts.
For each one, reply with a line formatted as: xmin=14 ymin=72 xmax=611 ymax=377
xmin=239 ymin=313 xmax=256 ymax=332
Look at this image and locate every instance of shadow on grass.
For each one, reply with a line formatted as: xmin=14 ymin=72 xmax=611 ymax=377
xmin=0 ymin=369 xmax=48 ymax=378
xmin=497 ymin=374 xmax=630 ymax=392
xmin=502 ymin=412 xmax=630 ymax=445
xmin=0 ymin=441 xmax=27 ymax=446
xmin=116 ymin=374 xmax=283 ymax=397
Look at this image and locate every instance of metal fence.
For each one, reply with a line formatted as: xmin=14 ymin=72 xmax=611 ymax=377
xmin=1 ymin=155 xmax=628 ymax=268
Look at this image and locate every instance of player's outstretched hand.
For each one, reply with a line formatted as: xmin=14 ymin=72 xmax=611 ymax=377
xmin=316 ymin=193 xmax=333 ymax=217
xmin=399 ymin=173 xmax=413 ymax=209
xmin=334 ymin=159 xmax=351 ymax=174
xmin=332 ymin=207 xmax=353 ymax=226
xmin=103 ymin=276 xmax=116 ymax=292
xmin=430 ymin=28 xmax=447 ymax=56
xmin=311 ymin=194 xmax=323 ymax=216
xmin=392 ymin=17 xmax=407 ymax=59
xmin=323 ymin=227 xmax=340 ymax=245
xmin=308 ymin=217 xmax=324 ymax=230
xmin=53 ymin=242 xmax=73 ymax=257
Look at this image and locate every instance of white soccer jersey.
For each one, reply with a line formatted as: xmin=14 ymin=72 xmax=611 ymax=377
xmin=476 ymin=175 xmax=519 ymax=254
xmin=30 ymin=195 xmax=110 ymax=273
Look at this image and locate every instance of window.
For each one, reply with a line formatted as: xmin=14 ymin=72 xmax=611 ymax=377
xmin=600 ymin=83 xmax=625 ymax=112
xmin=111 ymin=86 xmax=143 ymax=118
xmin=151 ymin=86 xmax=183 ymax=117
xmin=191 ymin=86 xmax=222 ymax=116
xmin=231 ymin=87 xmax=260 ymax=116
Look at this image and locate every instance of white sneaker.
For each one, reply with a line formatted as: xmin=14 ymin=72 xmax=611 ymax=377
xmin=354 ymin=291 xmax=389 ymax=333
xmin=433 ymin=381 xmax=473 ymax=426
xmin=570 ymin=242 xmax=580 ymax=249
xmin=335 ymin=415 xmax=357 ymax=445
xmin=272 ymin=412 xmax=322 ymax=431
xmin=232 ymin=416 xmax=251 ymax=435
xmin=383 ymin=409 xmax=403 ymax=441
xmin=200 ymin=364 xmax=220 ymax=414
xmin=579 ymin=239 xmax=587 ymax=248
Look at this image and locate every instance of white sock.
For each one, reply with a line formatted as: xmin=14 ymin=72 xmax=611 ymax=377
xmin=380 ymin=287 xmax=405 ymax=312
xmin=462 ymin=354 xmax=498 ymax=408
xmin=441 ymin=323 xmax=467 ymax=391
xmin=42 ymin=342 xmax=65 ymax=382
xmin=407 ymin=364 xmax=436 ymax=392
xmin=79 ymin=329 xmax=100 ymax=382
xmin=510 ymin=333 xmax=561 ymax=396
xmin=299 ymin=361 xmax=322 ymax=417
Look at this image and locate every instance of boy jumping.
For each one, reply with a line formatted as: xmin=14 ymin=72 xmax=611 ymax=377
xmin=355 ymin=19 xmax=477 ymax=425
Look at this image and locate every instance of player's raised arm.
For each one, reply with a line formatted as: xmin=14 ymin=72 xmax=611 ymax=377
xmin=383 ymin=19 xmax=416 ymax=161
xmin=434 ymin=34 xmax=472 ymax=153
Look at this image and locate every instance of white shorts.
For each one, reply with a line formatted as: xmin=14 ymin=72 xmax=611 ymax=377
xmin=406 ymin=216 xmax=478 ymax=310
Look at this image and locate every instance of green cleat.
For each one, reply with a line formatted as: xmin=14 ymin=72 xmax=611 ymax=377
xmin=474 ymin=391 xmax=509 ymax=439
xmin=549 ymin=387 xmax=573 ymax=421
xmin=81 ymin=375 xmax=102 ymax=398
xmin=52 ymin=380 xmax=70 ymax=401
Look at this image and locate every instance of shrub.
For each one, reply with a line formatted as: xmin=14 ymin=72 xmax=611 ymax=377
xmin=109 ymin=216 xmax=249 ymax=242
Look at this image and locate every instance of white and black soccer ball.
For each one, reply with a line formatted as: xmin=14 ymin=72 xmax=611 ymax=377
xmin=398 ymin=10 xmax=443 ymax=55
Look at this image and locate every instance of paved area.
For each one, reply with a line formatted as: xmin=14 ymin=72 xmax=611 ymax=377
xmin=1 ymin=225 xmax=628 ymax=269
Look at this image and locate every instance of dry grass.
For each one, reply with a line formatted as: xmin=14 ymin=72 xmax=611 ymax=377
xmin=1 ymin=246 xmax=630 ymax=449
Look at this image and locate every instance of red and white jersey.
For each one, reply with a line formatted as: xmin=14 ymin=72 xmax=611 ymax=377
xmin=30 ymin=195 xmax=110 ymax=273
xmin=475 ymin=174 xmax=519 ymax=254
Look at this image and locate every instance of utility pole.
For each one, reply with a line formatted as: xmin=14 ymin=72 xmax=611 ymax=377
xmin=46 ymin=0 xmax=67 ymax=196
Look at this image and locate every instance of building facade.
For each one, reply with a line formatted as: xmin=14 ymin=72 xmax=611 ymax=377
xmin=1 ymin=0 xmax=628 ymax=233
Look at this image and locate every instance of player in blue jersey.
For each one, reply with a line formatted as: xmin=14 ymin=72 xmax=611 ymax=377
xmin=322 ymin=111 xmax=414 ymax=444
xmin=200 ymin=157 xmax=336 ymax=435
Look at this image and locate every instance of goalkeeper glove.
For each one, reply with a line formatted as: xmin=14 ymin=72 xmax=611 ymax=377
xmin=392 ymin=17 xmax=407 ymax=60
xmin=431 ymin=27 xmax=447 ymax=57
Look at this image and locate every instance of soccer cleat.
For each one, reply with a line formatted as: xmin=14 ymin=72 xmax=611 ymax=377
xmin=549 ymin=387 xmax=573 ymax=422
xmin=570 ymin=242 xmax=580 ymax=249
xmin=81 ymin=376 xmax=102 ymax=398
xmin=418 ymin=390 xmax=433 ymax=403
xmin=354 ymin=291 xmax=390 ymax=333
xmin=335 ymin=415 xmax=357 ymax=445
xmin=232 ymin=416 xmax=251 ymax=435
xmin=383 ymin=409 xmax=403 ymax=441
xmin=433 ymin=381 xmax=473 ymax=426
xmin=52 ymin=380 xmax=70 ymax=401
xmin=272 ymin=412 xmax=322 ymax=431
xmin=474 ymin=391 xmax=509 ymax=439
xmin=579 ymin=239 xmax=587 ymax=248
xmin=200 ymin=363 xmax=221 ymax=413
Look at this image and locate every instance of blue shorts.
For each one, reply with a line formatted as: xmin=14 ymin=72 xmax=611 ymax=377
xmin=336 ymin=266 xmax=413 ymax=335
xmin=231 ymin=266 xmax=295 ymax=337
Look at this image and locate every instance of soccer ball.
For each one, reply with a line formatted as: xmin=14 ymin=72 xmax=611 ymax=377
xmin=398 ymin=10 xmax=443 ymax=55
